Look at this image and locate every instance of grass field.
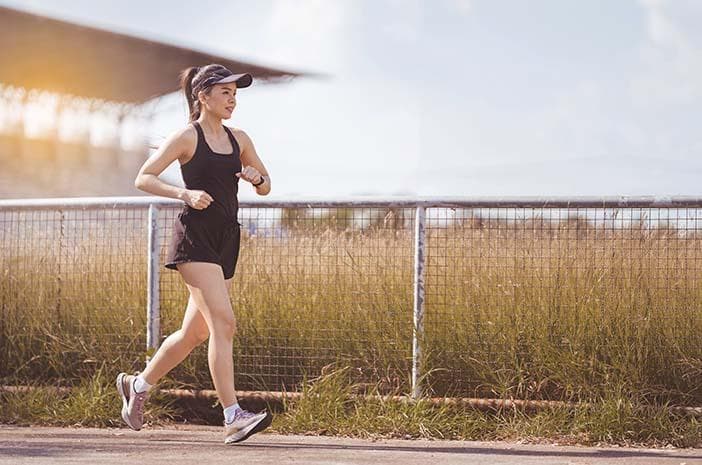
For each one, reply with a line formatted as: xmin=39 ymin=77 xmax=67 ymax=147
xmin=1 ymin=208 xmax=701 ymax=445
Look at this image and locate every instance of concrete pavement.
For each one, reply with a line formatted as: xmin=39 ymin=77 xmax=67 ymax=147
xmin=1 ymin=425 xmax=701 ymax=465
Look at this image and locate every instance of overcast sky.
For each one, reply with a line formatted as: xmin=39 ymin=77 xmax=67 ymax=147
xmin=3 ymin=0 xmax=701 ymax=199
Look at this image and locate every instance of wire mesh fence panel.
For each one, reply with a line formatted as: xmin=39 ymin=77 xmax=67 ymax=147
xmin=0 ymin=207 xmax=147 ymax=384
xmin=158 ymin=205 xmax=414 ymax=393
xmin=423 ymin=206 xmax=702 ymax=404
xmin=3 ymin=197 xmax=702 ymax=404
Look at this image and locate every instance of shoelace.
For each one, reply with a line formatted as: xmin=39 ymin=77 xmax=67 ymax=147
xmin=234 ymin=409 xmax=256 ymax=421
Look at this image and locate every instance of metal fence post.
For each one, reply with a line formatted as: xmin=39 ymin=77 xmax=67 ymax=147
xmin=146 ymin=204 xmax=161 ymax=358
xmin=412 ymin=205 xmax=426 ymax=399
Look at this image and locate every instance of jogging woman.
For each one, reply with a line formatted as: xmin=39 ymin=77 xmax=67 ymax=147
xmin=117 ymin=64 xmax=272 ymax=444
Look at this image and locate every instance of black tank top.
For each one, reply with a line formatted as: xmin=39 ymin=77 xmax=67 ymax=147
xmin=180 ymin=122 xmax=242 ymax=219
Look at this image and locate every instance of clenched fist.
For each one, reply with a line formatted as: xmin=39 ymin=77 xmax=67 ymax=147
xmin=182 ymin=189 xmax=213 ymax=210
xmin=235 ymin=165 xmax=263 ymax=185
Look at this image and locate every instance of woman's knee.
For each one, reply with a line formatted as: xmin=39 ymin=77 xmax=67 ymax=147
xmin=185 ymin=327 xmax=210 ymax=346
xmin=210 ymin=311 xmax=237 ymax=337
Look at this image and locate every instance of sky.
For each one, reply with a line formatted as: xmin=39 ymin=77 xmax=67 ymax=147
xmin=2 ymin=0 xmax=701 ymax=199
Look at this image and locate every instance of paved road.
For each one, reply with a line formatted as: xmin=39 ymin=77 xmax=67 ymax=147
xmin=1 ymin=425 xmax=701 ymax=465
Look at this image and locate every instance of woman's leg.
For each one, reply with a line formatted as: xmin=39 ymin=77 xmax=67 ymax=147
xmin=176 ymin=262 xmax=239 ymax=407
xmin=140 ymin=293 xmax=210 ymax=385
xmin=116 ymin=297 xmax=209 ymax=431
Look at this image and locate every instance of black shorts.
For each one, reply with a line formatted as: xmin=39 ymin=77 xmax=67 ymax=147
xmin=165 ymin=207 xmax=241 ymax=280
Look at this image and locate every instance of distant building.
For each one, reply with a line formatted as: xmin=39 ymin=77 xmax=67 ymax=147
xmin=0 ymin=6 xmax=301 ymax=198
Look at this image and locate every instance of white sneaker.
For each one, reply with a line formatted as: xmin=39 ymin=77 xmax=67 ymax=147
xmin=116 ymin=372 xmax=149 ymax=431
xmin=223 ymin=409 xmax=272 ymax=444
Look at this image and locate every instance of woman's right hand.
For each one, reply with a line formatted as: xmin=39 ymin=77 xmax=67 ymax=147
xmin=182 ymin=189 xmax=214 ymax=210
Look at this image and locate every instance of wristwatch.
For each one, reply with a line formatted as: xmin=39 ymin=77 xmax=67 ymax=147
xmin=253 ymin=176 xmax=265 ymax=187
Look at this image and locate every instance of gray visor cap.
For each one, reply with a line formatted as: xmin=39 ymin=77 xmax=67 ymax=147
xmin=211 ymin=73 xmax=253 ymax=88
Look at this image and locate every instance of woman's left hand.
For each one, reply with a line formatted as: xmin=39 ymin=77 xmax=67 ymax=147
xmin=235 ymin=166 xmax=263 ymax=184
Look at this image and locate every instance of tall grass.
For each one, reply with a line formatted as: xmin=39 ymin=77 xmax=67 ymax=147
xmin=421 ymin=221 xmax=702 ymax=403
xmin=0 ymin=364 xmax=175 ymax=427
xmin=2 ymin=212 xmax=701 ymax=412
xmin=270 ymin=366 xmax=702 ymax=447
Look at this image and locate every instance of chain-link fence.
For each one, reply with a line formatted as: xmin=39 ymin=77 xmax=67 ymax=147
xmin=2 ymin=196 xmax=702 ymax=404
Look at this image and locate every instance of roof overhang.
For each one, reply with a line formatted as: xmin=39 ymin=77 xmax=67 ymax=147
xmin=0 ymin=6 xmax=302 ymax=104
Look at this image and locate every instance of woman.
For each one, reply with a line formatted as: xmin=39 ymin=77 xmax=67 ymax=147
xmin=117 ymin=64 xmax=272 ymax=445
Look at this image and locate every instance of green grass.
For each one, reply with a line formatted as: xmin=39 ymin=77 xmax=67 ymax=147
xmin=3 ymin=365 xmax=699 ymax=447
xmin=0 ymin=365 xmax=175 ymax=427
xmin=270 ymin=366 xmax=702 ymax=447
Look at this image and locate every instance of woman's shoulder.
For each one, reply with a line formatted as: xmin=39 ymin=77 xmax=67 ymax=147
xmin=224 ymin=125 xmax=247 ymax=137
xmin=175 ymin=123 xmax=198 ymax=141
xmin=224 ymin=126 xmax=252 ymax=146
xmin=153 ymin=124 xmax=198 ymax=160
xmin=165 ymin=124 xmax=198 ymax=150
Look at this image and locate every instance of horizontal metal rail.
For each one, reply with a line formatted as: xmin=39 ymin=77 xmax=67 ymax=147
xmin=2 ymin=385 xmax=701 ymax=416
xmin=2 ymin=195 xmax=702 ymax=210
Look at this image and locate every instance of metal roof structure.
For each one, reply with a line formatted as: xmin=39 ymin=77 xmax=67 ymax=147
xmin=0 ymin=6 xmax=301 ymax=104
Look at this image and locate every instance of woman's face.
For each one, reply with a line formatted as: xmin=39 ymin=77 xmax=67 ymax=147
xmin=200 ymin=83 xmax=237 ymax=119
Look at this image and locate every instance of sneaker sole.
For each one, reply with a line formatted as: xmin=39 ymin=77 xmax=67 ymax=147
xmin=115 ymin=372 xmax=140 ymax=431
xmin=224 ymin=411 xmax=272 ymax=445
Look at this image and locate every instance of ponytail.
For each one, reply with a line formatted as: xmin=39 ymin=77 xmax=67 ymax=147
xmin=180 ymin=67 xmax=200 ymax=122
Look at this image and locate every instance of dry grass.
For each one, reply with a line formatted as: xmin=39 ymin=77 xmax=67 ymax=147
xmin=2 ymin=212 xmax=702 ymax=443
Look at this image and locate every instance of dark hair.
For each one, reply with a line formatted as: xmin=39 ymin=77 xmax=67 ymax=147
xmin=179 ymin=64 xmax=232 ymax=122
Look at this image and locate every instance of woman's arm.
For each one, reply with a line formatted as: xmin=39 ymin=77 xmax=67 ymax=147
xmin=234 ymin=128 xmax=271 ymax=196
xmin=134 ymin=127 xmax=214 ymax=209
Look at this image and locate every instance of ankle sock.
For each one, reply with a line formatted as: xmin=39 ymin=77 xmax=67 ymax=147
xmin=133 ymin=374 xmax=152 ymax=393
xmin=223 ymin=403 xmax=242 ymax=424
